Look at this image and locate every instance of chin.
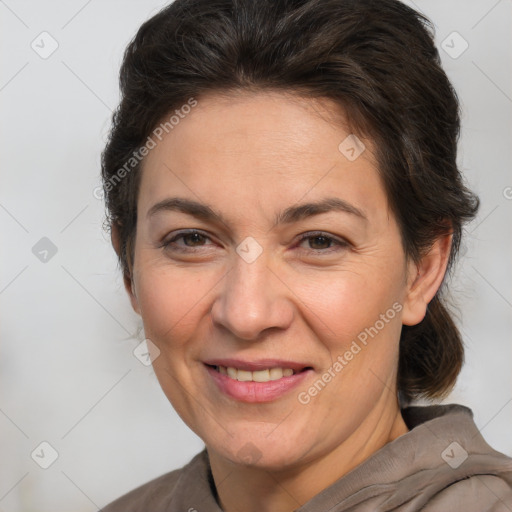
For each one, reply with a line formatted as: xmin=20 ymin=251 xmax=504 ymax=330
xmin=210 ymin=433 xmax=309 ymax=471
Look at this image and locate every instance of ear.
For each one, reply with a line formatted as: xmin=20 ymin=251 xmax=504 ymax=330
xmin=401 ymin=233 xmax=452 ymax=326
xmin=111 ymin=223 xmax=141 ymax=315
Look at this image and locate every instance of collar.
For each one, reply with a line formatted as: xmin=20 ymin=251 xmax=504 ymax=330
xmin=167 ymin=404 xmax=512 ymax=511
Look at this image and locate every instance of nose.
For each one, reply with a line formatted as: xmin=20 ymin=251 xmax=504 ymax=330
xmin=210 ymin=251 xmax=294 ymax=341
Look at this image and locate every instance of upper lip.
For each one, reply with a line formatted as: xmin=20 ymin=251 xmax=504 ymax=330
xmin=203 ymin=358 xmax=312 ymax=372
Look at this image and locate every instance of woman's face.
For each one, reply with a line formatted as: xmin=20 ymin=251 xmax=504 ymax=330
xmin=128 ymin=91 xmax=416 ymax=470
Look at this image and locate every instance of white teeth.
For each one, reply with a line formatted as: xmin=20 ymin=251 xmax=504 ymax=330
xmin=215 ymin=365 xmax=297 ymax=382
xmin=252 ymin=369 xmax=270 ymax=382
xmin=269 ymin=367 xmax=283 ymax=380
xmin=237 ymin=369 xmax=253 ymax=382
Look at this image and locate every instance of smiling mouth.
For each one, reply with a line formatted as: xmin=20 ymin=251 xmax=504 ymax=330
xmin=206 ymin=364 xmax=312 ymax=383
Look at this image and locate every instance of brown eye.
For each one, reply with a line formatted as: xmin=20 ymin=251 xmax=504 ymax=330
xmin=296 ymin=231 xmax=349 ymax=254
xmin=307 ymin=235 xmax=333 ymax=250
xmin=162 ymin=230 xmax=214 ymax=252
xmin=181 ymin=232 xmax=207 ymax=246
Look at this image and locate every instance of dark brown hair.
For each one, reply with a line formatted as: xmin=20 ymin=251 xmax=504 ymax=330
xmin=101 ymin=0 xmax=479 ymax=402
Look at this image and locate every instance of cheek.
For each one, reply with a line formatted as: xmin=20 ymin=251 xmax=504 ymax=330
xmin=291 ymin=262 xmax=405 ymax=398
xmin=297 ymin=265 xmax=403 ymax=345
xmin=133 ymin=262 xmax=215 ymax=348
xmin=299 ymin=273 xmax=404 ymax=398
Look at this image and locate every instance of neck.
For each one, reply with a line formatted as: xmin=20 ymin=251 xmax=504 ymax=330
xmin=208 ymin=401 xmax=409 ymax=512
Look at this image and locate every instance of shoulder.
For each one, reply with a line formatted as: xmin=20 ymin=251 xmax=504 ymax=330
xmin=422 ymin=474 xmax=512 ymax=511
xmin=401 ymin=404 xmax=512 ymax=510
xmin=102 ymin=467 xmax=183 ymax=512
xmin=101 ymin=449 xmax=209 ymax=512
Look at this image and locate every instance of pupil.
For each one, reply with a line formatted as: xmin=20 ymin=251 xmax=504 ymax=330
xmin=310 ymin=236 xmax=330 ymax=249
xmin=185 ymin=233 xmax=203 ymax=246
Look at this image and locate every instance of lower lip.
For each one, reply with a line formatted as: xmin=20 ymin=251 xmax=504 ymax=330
xmin=205 ymin=364 xmax=313 ymax=403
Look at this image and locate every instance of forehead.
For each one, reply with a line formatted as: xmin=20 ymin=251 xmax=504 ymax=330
xmin=138 ymin=91 xmax=386 ymax=222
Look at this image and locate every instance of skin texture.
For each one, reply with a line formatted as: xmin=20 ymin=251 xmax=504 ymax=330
xmin=112 ymin=91 xmax=452 ymax=512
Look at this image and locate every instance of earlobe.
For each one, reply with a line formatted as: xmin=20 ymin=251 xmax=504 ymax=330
xmin=111 ymin=223 xmax=141 ymax=316
xmin=401 ymin=233 xmax=452 ymax=326
xmin=124 ymin=273 xmax=141 ymax=316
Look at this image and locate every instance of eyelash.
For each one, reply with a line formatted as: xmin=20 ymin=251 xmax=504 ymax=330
xmin=161 ymin=229 xmax=349 ymax=255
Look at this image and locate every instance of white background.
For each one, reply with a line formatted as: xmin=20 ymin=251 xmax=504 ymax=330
xmin=1 ymin=1 xmax=511 ymax=510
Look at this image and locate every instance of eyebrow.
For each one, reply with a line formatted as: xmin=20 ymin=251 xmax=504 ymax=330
xmin=146 ymin=196 xmax=367 ymax=226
